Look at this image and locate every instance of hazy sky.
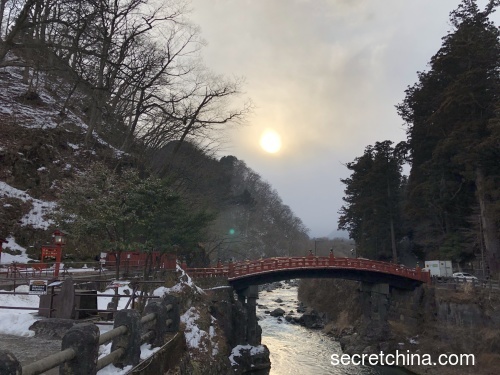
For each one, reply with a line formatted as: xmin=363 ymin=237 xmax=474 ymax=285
xmin=188 ymin=0 xmax=497 ymax=238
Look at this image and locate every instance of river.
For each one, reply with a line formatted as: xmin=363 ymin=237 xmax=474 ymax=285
xmin=254 ymin=284 xmax=413 ymax=375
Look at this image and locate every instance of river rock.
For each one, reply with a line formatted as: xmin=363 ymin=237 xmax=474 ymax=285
xmin=296 ymin=303 xmax=306 ymax=313
xmin=270 ymin=308 xmax=286 ymax=317
xmin=230 ymin=344 xmax=271 ymax=374
xmin=274 ymin=298 xmax=283 ymax=303
xmin=29 ymin=318 xmax=78 ymax=339
xmin=298 ymin=310 xmax=324 ymax=329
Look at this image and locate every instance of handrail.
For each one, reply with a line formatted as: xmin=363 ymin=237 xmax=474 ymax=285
xmin=96 ymin=348 xmax=126 ymax=371
xmin=99 ymin=325 xmax=128 ymax=345
xmin=22 ymin=311 xmax=159 ymax=375
xmin=23 ymin=348 xmax=75 ymax=375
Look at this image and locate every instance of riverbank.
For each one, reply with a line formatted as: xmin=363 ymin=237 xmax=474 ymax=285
xmin=298 ymin=279 xmax=500 ymax=375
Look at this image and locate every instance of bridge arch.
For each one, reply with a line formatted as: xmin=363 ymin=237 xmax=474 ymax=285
xmin=188 ymin=255 xmax=430 ymax=291
xmin=187 ymin=256 xmax=429 ymax=347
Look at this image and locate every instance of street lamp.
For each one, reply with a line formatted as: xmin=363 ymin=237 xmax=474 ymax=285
xmin=0 ymin=238 xmax=7 ymax=264
xmin=52 ymin=229 xmax=66 ymax=277
xmin=53 ymin=230 xmax=66 ymax=246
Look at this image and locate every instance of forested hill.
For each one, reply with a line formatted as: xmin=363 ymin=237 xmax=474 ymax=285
xmin=338 ymin=0 xmax=500 ymax=278
xmin=0 ymin=0 xmax=310 ymax=266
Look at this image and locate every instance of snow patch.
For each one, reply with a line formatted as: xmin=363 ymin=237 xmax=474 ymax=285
xmin=229 ymin=345 xmax=266 ymax=366
xmin=0 ymin=285 xmax=40 ymax=336
xmin=181 ymin=307 xmax=206 ymax=350
xmin=1 ymin=236 xmax=32 ymax=263
xmin=0 ymin=180 xmax=57 ymax=229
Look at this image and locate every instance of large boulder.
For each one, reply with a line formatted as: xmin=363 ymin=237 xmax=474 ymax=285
xmin=298 ymin=310 xmax=324 ymax=329
xmin=229 ymin=344 xmax=271 ymax=374
xmin=29 ymin=319 xmax=78 ymax=339
xmin=269 ymin=308 xmax=286 ymax=317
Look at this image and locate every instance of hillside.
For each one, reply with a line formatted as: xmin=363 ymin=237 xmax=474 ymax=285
xmin=0 ymin=61 xmax=131 ymax=261
xmin=0 ymin=58 xmax=310 ymax=266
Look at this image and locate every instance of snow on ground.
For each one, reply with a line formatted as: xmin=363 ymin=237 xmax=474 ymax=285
xmin=96 ymin=342 xmax=160 ymax=375
xmin=181 ymin=307 xmax=205 ymax=350
xmin=0 ymin=64 xmax=126 ymax=158
xmin=0 ymin=236 xmax=31 ymax=263
xmin=0 ymin=265 xmax=217 ymax=371
xmin=152 ymin=264 xmax=204 ymax=297
xmin=229 ymin=344 xmax=267 ymax=367
xmin=0 ymin=285 xmax=40 ymax=337
xmin=0 ymin=282 xmax=166 ymax=374
xmin=0 ymin=181 xmax=56 ymax=230
xmin=209 ymin=315 xmax=219 ymax=356
xmin=97 ymin=281 xmax=134 ymax=311
xmin=180 ymin=306 xmax=220 ymax=356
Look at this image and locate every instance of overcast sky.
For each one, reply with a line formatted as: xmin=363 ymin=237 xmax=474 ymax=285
xmin=188 ymin=0 xmax=498 ymax=238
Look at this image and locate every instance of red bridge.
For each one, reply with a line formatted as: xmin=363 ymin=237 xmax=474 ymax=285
xmin=187 ymin=254 xmax=431 ymax=291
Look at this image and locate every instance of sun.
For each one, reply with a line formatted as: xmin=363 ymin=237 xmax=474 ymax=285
xmin=259 ymin=130 xmax=282 ymax=153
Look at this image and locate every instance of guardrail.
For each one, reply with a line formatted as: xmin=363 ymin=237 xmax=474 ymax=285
xmin=431 ymin=276 xmax=500 ymax=290
xmin=1 ymin=295 xmax=180 ymax=375
xmin=187 ymin=255 xmax=431 ymax=283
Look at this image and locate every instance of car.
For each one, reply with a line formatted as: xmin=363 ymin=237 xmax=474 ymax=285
xmin=452 ymin=272 xmax=478 ymax=282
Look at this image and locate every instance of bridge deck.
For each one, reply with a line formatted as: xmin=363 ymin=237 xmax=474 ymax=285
xmin=187 ymin=256 xmax=430 ymax=287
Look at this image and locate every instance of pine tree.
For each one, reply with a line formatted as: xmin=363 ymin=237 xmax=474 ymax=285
xmin=338 ymin=141 xmax=404 ymax=261
xmin=397 ymin=0 xmax=500 ymax=272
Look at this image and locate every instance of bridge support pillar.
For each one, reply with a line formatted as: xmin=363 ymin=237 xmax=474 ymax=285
xmin=360 ymin=282 xmax=390 ymax=322
xmin=236 ymin=285 xmax=260 ymax=345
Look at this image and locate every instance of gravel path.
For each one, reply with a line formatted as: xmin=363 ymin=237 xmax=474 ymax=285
xmin=0 ymin=334 xmax=61 ymax=374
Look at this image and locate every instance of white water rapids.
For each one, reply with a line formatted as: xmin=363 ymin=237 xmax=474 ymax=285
xmin=253 ymin=284 xmax=414 ymax=375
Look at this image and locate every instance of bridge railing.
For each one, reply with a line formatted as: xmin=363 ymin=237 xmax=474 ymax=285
xmin=187 ymin=256 xmax=430 ymax=283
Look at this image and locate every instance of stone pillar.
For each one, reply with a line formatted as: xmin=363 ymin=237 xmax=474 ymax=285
xmin=60 ymin=323 xmax=99 ymax=375
xmin=111 ymin=309 xmax=142 ymax=368
xmin=143 ymin=301 xmax=168 ymax=347
xmin=237 ymin=292 xmax=246 ymax=304
xmin=162 ymin=294 xmax=180 ymax=332
xmin=0 ymin=350 xmax=21 ymax=375
xmin=244 ymin=285 xmax=259 ymax=345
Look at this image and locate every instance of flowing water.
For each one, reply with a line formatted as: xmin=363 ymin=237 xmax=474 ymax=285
xmin=254 ymin=285 xmax=413 ymax=375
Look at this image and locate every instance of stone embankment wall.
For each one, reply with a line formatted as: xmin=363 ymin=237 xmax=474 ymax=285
xmin=299 ymin=279 xmax=500 ymax=375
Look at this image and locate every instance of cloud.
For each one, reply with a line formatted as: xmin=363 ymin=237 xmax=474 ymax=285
xmin=189 ymin=0 xmax=497 ymax=236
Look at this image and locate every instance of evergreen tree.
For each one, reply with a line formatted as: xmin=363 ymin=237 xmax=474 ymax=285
xmin=53 ymin=162 xmax=214 ymax=274
xmin=397 ymin=0 xmax=500 ymax=272
xmin=338 ymin=141 xmax=404 ymax=261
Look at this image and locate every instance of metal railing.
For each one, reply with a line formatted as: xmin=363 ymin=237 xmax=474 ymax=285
xmin=431 ymin=276 xmax=500 ymax=290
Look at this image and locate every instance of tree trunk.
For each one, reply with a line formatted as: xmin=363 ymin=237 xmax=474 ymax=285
xmin=0 ymin=0 xmax=7 ymax=41
xmin=115 ymin=251 xmax=121 ymax=280
xmin=476 ymin=169 xmax=500 ymax=277
xmin=390 ymin=216 xmax=398 ymax=263
xmin=0 ymin=0 xmax=37 ymax=62
xmin=387 ymin=176 xmax=398 ymax=263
